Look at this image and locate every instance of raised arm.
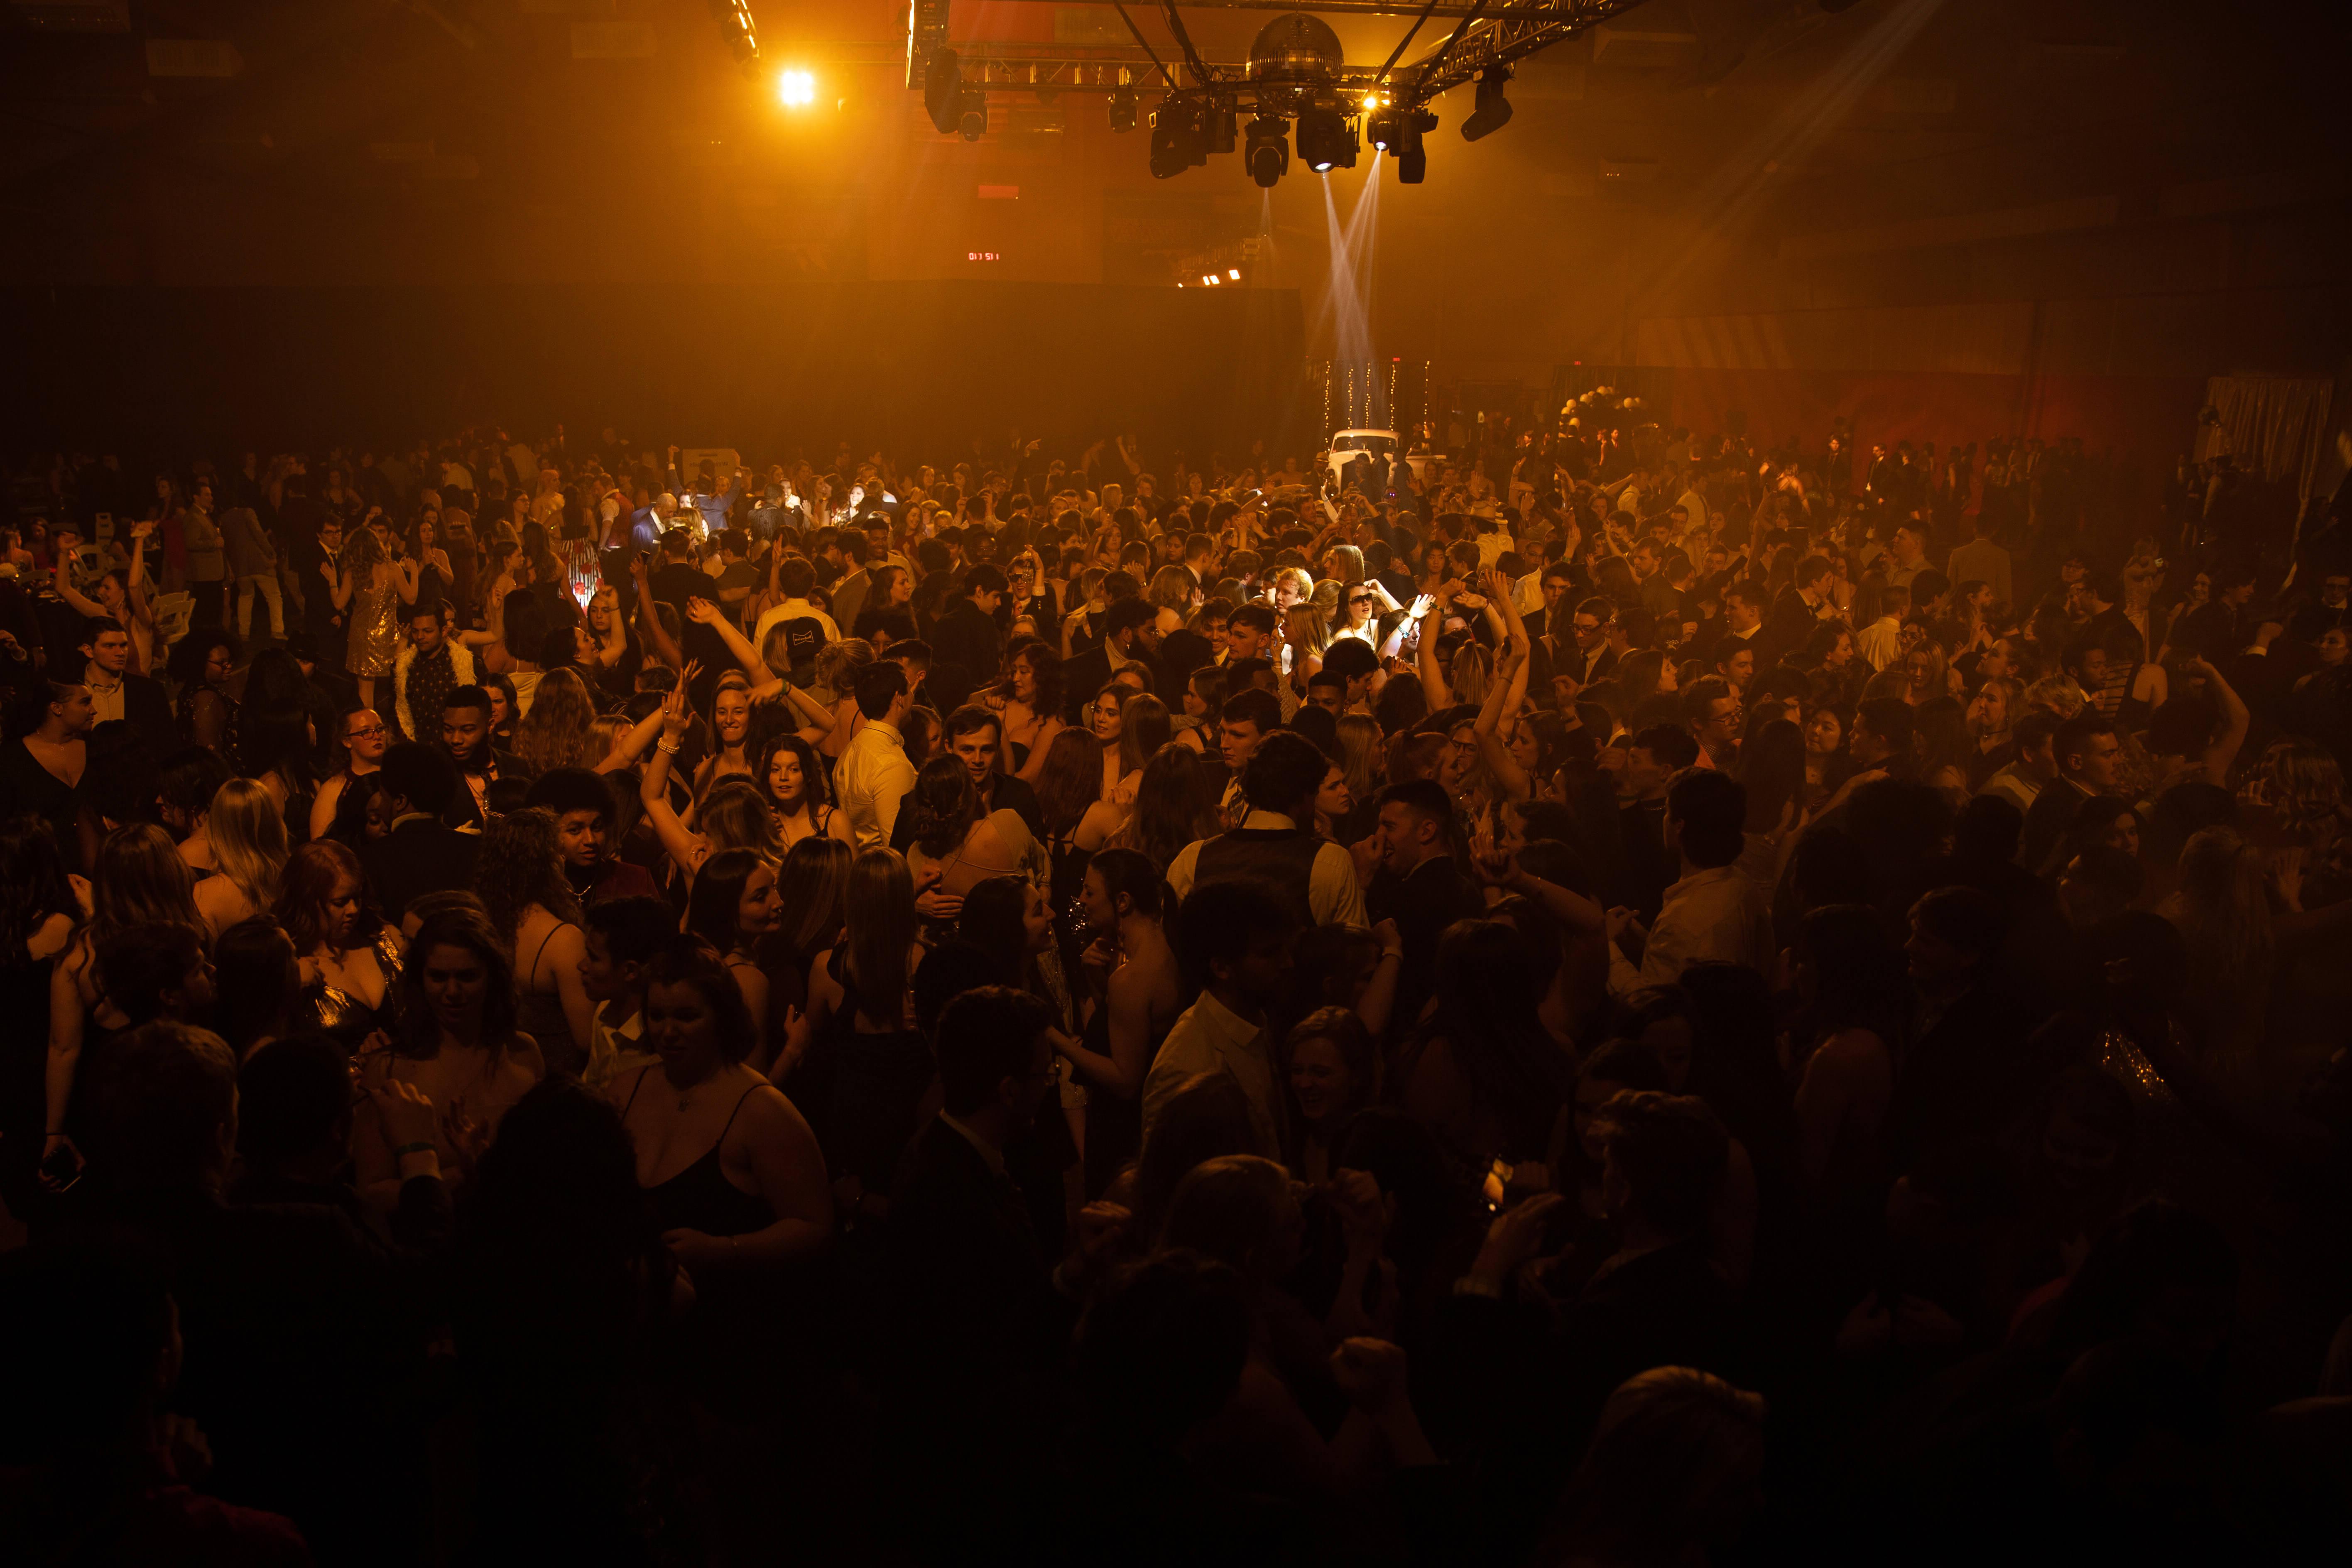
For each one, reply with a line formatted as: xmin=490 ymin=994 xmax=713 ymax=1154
xmin=596 ymin=703 xmax=668 ymax=775
xmin=51 ymin=563 xmax=106 ymax=621
xmin=2191 ymin=656 xmax=2250 ymax=785
xmin=689 ymin=596 xmax=770 ymax=685
xmin=638 ymin=685 xmax=710 ymax=877
xmin=1416 ymin=587 xmax=1453 ymax=710
xmin=124 ymin=527 xmax=154 ymax=629
xmin=1474 ymin=648 xmax=1535 ymax=802
xmin=41 ymin=946 xmax=88 ymax=1185
xmin=1380 ymin=594 xmax=1432 ymax=661
xmin=631 ymin=555 xmax=684 ymax=671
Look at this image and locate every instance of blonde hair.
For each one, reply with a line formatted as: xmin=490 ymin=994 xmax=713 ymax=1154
xmin=1120 ymin=693 xmax=1173 ymax=777
xmin=844 ymin=848 xmax=914 ymax=1030
xmin=511 ymin=669 xmax=603 ymax=775
xmin=1336 ymin=713 xmax=1384 ymax=802
xmin=1284 ymin=603 xmax=1333 ymax=659
xmin=701 ymin=779 xmax=783 ymax=864
xmin=1450 ymin=642 xmax=1492 ymax=706
xmin=2024 ymin=674 xmax=2085 ymax=720
xmin=813 ymin=637 xmax=874 ymax=698
xmin=2251 ymin=737 xmax=2344 ymax=842
xmin=207 ymin=778 xmax=289 ymax=916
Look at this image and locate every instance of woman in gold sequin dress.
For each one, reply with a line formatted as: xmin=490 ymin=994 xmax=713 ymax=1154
xmin=321 ymin=515 xmax=417 ymax=714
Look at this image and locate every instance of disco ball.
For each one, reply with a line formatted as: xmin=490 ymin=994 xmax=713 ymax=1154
xmin=1247 ymin=13 xmax=1344 ymax=91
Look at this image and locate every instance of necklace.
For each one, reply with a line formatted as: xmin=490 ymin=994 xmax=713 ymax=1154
xmin=670 ymin=1064 xmax=722 ymax=1112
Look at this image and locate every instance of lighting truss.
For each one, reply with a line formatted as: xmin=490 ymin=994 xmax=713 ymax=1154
xmin=910 ymin=0 xmax=1654 ymax=100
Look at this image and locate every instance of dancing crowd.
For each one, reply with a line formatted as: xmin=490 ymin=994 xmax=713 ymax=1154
xmin=3 ymin=412 xmax=2352 ymax=1565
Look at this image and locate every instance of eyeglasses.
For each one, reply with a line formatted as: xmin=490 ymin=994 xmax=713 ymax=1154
xmin=346 ymin=725 xmax=386 ymax=740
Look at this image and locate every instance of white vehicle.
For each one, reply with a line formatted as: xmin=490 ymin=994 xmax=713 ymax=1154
xmin=1323 ymin=429 xmax=1429 ymax=490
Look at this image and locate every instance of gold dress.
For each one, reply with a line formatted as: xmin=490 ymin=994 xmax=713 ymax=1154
xmin=348 ymin=570 xmax=402 ymax=678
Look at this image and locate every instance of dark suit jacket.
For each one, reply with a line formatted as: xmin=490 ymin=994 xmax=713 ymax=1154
xmin=1759 ymin=590 xmax=1823 ymax=670
xmin=1158 ymin=627 xmax=1214 ymax=701
xmin=1062 ymin=645 xmax=1113 ymax=724
xmin=1563 ymin=642 xmax=1619 ymax=688
xmin=931 ymin=599 xmax=1004 ymax=686
xmin=886 ymin=1117 xmax=1072 ymax=1394
xmin=120 ymin=672 xmax=177 ymax=757
xmin=1367 ymin=855 xmax=1485 ymax=1031
xmin=1883 ymin=982 xmax=2046 ymax=1177
xmin=2020 ymin=777 xmax=2090 ymax=876
xmin=364 ymin=815 xmax=481 ymax=920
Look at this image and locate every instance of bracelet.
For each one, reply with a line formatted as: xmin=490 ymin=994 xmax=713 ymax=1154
xmin=657 ymin=738 xmax=682 ymax=754
xmin=393 ymin=1141 xmax=436 ymax=1158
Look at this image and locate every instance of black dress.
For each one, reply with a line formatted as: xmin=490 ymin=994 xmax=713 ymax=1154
xmin=1079 ymin=998 xmax=1142 ymax=1199
xmin=0 ymin=951 xmax=56 ymax=1218
xmin=622 ymin=1066 xmax=774 ymax=1242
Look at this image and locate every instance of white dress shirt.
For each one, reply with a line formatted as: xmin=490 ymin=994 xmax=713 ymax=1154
xmin=835 ymin=718 xmax=916 ymax=851
xmin=1608 ymin=863 xmax=1775 ymax=996
xmin=1143 ymin=988 xmax=1284 ymax=1158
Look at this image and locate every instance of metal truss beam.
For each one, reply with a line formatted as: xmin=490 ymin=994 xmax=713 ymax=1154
xmin=920 ymin=0 xmax=1656 ymax=106
xmin=1400 ymin=0 xmax=1653 ymax=97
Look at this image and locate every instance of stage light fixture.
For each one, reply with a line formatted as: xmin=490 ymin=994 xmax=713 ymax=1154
xmin=1244 ymin=115 xmax=1289 ymax=187
xmin=708 ymin=0 xmax=759 ymax=71
xmin=777 ymin=69 xmax=815 ymax=108
xmin=1394 ymin=108 xmax=1435 ymax=183
xmin=1462 ymin=65 xmax=1513 ymax=142
xmin=1228 ymin=267 xmax=1241 ymax=280
xmin=1366 ymin=104 xmax=1402 ymax=153
xmin=958 ymin=86 xmax=987 ymax=141
xmin=1149 ymin=95 xmax=1205 ymax=178
xmin=1295 ymin=107 xmax=1356 ymax=173
xmin=1109 ymin=86 xmax=1138 ymax=133
xmin=924 ymin=47 xmax=961 ymax=134
xmin=1209 ymin=102 xmax=1237 ymax=156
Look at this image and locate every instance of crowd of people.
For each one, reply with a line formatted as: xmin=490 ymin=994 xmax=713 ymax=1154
xmin=3 ymin=411 xmax=2352 ymax=1565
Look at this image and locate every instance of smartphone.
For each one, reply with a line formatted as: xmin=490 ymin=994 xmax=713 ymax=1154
xmin=1482 ymin=1158 xmax=1512 ymax=1213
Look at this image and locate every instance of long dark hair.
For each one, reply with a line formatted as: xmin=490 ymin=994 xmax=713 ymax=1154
xmin=1033 ymin=727 xmax=1102 ymax=839
xmin=0 ymin=814 xmax=77 ymax=959
xmin=272 ymin=846 xmax=381 ymax=959
xmin=1125 ymin=747 xmax=1220 ymax=872
xmin=236 ymin=699 xmax=317 ymax=791
xmin=325 ymin=772 xmax=389 ymax=853
xmin=472 ymin=808 xmax=583 ymax=944
xmin=958 ymin=875 xmax=1040 ymax=990
xmin=395 ymin=907 xmax=521 ymax=1059
xmin=755 ymin=731 xmax=831 ymax=816
xmin=1006 ymin=636 xmax=1065 ymax=715
xmin=211 ymin=917 xmax=299 ymax=1058
xmin=685 ymin=848 xmax=767 ymax=958
xmin=1409 ymin=919 xmax=1572 ymax=1160
xmin=645 ymin=939 xmax=759 ymax=1064
xmin=904 ymin=754 xmax=984 ymax=858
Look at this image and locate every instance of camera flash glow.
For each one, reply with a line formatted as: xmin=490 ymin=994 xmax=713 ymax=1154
xmin=778 ymin=70 xmax=816 ymax=108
